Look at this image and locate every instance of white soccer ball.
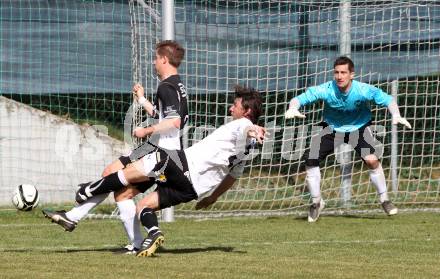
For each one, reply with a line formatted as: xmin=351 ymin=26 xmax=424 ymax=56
xmin=11 ymin=184 xmax=40 ymax=211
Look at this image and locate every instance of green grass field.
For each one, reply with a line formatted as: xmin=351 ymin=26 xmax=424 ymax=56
xmin=1 ymin=208 xmax=439 ymax=279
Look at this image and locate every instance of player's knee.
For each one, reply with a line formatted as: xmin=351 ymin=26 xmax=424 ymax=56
xmin=136 ymin=200 xmax=151 ymax=213
xmin=102 ymin=165 xmax=118 ymax=177
xmin=136 ymin=195 xmax=157 ymax=213
xmin=364 ymin=157 xmax=379 ymax=169
xmin=102 ymin=160 xmax=125 ymax=177
xmin=101 ymin=167 xmax=112 ymax=177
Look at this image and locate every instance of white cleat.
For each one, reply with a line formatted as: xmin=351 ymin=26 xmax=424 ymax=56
xmin=308 ymin=199 xmax=325 ymax=223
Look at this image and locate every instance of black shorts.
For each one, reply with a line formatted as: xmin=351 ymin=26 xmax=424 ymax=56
xmin=119 ymin=146 xmax=197 ymax=204
xmin=119 ymin=141 xmax=158 ymax=167
xmin=153 ymin=149 xmax=198 ymax=209
xmin=131 ymin=180 xmax=156 ymax=194
xmin=304 ymin=121 xmax=379 ymax=167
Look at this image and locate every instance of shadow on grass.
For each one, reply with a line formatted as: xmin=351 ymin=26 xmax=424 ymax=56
xmin=330 ymin=214 xmax=388 ymax=220
xmin=2 ymin=246 xmax=246 ymax=255
xmin=158 ymin=246 xmax=246 ymax=254
xmin=1 ymin=247 xmax=125 ymax=253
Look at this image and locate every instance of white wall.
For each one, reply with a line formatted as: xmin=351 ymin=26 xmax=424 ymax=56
xmin=0 ymin=96 xmax=129 ymax=205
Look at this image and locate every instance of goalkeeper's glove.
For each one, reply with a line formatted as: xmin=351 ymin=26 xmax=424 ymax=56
xmin=284 ymin=108 xmax=306 ymax=119
xmin=392 ymin=116 xmax=412 ymax=129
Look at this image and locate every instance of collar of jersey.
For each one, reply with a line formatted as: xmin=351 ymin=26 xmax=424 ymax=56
xmin=332 ymin=80 xmax=352 ymax=99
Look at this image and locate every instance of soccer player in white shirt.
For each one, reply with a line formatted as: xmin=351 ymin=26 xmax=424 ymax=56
xmin=285 ymin=56 xmax=411 ymax=222
xmin=65 ymin=85 xmax=265 ymax=257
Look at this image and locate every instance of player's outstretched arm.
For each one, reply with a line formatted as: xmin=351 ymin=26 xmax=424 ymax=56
xmin=133 ymin=83 xmax=155 ymax=116
xmin=284 ymin=98 xmax=305 ymax=119
xmin=132 ymin=118 xmax=180 ymax=138
xmin=387 ymin=100 xmax=412 ymax=129
xmin=195 ymin=175 xmax=236 ymax=209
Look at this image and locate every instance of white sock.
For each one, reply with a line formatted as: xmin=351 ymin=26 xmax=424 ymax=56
xmin=66 ymin=193 xmax=108 ymax=222
xmin=117 ymin=199 xmax=143 ymax=249
xmin=306 ymin=166 xmax=321 ymax=204
xmin=369 ymin=164 xmax=389 ymax=203
xmin=117 ymin=169 xmax=129 ymax=186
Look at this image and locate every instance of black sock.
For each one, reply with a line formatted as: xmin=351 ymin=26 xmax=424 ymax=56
xmin=86 ymin=172 xmax=125 ymax=196
xmin=139 ymin=207 xmax=160 ymax=235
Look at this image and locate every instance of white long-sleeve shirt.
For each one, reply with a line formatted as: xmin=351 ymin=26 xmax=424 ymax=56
xmin=184 ymin=117 xmax=255 ymax=198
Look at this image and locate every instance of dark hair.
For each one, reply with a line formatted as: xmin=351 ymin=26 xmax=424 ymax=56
xmin=234 ymin=85 xmax=262 ymax=124
xmin=334 ymin=56 xmax=355 ymax=72
xmin=156 ymin=40 xmax=185 ymax=68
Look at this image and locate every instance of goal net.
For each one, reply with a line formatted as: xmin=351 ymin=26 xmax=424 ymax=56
xmin=1 ymin=1 xmax=438 ymax=220
xmin=129 ymin=0 xmax=440 ymax=218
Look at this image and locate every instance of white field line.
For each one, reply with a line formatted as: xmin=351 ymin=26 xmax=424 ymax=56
xmin=241 ymin=238 xmax=436 ymax=246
